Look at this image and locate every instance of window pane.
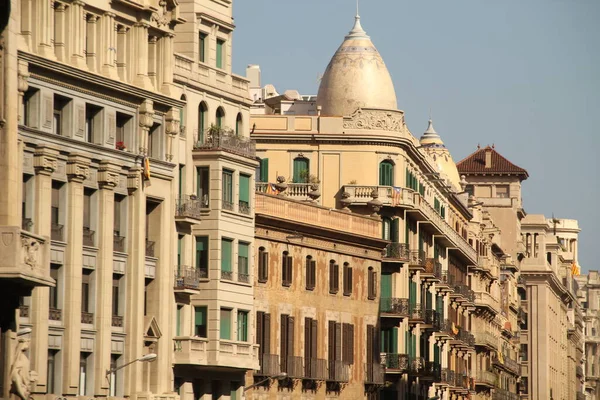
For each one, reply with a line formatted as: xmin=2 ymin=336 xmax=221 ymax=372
xmin=216 ymin=39 xmax=224 ymax=69
xmin=237 ymin=310 xmax=248 ymax=342
xmin=194 ymin=306 xmax=207 ymax=337
xmin=220 ymin=308 xmax=231 ymax=340
xmin=196 ymin=236 xmax=209 ymax=272
xmin=221 ymin=239 xmax=232 ymax=272
xmin=293 ymin=158 xmax=309 ymax=183
xmin=238 ymin=242 xmax=249 ymax=274
xmin=199 ymin=33 xmax=207 ymax=63
xmin=222 ymin=170 xmax=233 ymax=204
xmin=196 ymin=166 xmax=209 ymax=206
xmin=239 ymin=174 xmax=250 ymax=203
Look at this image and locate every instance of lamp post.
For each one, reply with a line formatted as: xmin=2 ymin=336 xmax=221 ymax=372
xmin=243 ymin=372 xmax=287 ymax=392
xmin=106 ymin=353 xmax=157 ymax=396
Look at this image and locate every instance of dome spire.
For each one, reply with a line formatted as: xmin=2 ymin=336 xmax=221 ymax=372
xmin=346 ymin=1 xmax=369 ymax=40
xmin=420 ymin=118 xmax=444 ymax=146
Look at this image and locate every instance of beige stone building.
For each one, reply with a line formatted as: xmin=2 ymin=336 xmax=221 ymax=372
xmin=576 ymin=271 xmax=600 ymax=400
xmin=247 ymin=192 xmax=387 ymax=398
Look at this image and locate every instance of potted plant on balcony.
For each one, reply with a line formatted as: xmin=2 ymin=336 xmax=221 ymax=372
xmin=116 ymin=141 xmax=127 ymax=151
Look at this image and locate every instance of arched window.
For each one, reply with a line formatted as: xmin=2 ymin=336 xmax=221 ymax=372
xmin=235 ymin=113 xmax=243 ymax=136
xmin=379 ymin=160 xmax=394 ymax=186
xmin=198 ymin=102 xmax=208 ymax=143
xmin=180 ymin=95 xmax=187 ymax=136
xmin=292 ymin=157 xmax=309 ymax=183
xmin=305 ymin=256 xmax=316 ymax=290
xmin=216 ymin=107 xmax=225 ymax=128
xmin=282 ymin=251 xmax=292 ymax=287
xmin=258 ymin=247 xmax=268 ymax=283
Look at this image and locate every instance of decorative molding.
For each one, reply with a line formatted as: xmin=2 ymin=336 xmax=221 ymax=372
xmin=127 ymin=166 xmax=142 ymax=193
xmin=343 ymin=108 xmax=405 ymax=133
xmin=33 ymin=146 xmax=59 ymax=175
xmin=165 ymin=107 xmax=180 ymax=136
xmin=66 ymin=153 xmax=91 ymax=182
xmin=98 ymin=160 xmax=121 ymax=189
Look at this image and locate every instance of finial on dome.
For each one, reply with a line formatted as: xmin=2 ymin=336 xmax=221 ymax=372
xmin=424 ymin=119 xmax=437 ymax=135
xmin=346 ymin=3 xmax=369 ymax=39
xmin=419 ymin=118 xmax=444 ymax=147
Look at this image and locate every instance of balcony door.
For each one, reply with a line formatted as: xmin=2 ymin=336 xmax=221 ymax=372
xmin=379 ymin=161 xmax=394 ymax=186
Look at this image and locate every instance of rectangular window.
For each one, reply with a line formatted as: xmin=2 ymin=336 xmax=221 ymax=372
xmin=116 ymin=112 xmax=132 ymax=148
xmin=259 ymin=158 xmax=269 ymax=182
xmin=176 ymin=305 xmax=182 ymax=336
xmin=280 ymin=314 xmax=294 ymax=367
xmin=148 ymin=122 xmax=161 ymax=159
xmin=194 ymin=306 xmax=207 ymax=338
xmin=109 ymin=354 xmax=120 ymax=396
xmin=368 ymin=268 xmax=377 ymax=300
xmin=112 ymin=275 xmax=121 ymax=316
xmin=53 ymin=94 xmax=70 ymax=135
xmin=237 ymin=310 xmax=248 ymax=342
xmin=343 ymin=263 xmax=353 ymax=296
xmin=496 ymin=185 xmax=510 ymax=198
xmin=51 ymin=182 xmax=61 ymax=226
xmin=239 ymin=174 xmax=250 ymax=214
xmin=220 ymin=308 xmax=232 ymax=340
xmin=23 ymin=87 xmax=39 ymax=127
xmin=329 ymin=262 xmax=339 ymax=294
xmin=216 ymin=39 xmax=225 ymax=69
xmin=256 ymin=311 xmax=271 ymax=355
xmin=49 ymin=265 xmax=60 ymax=309
xmin=282 ymin=252 xmax=293 ymax=287
xmin=178 ymin=164 xmax=184 ymax=198
xmin=85 ymin=104 xmax=102 ymax=143
xmin=258 ymin=247 xmax=268 ymax=283
xmin=304 ymin=317 xmax=318 ymax=374
xmin=83 ymin=188 xmax=95 ymax=247
xmin=47 ymin=350 xmax=58 ymax=394
xmin=342 ymin=323 xmax=355 ymax=365
xmin=222 ymin=169 xmax=233 ymax=210
xmin=195 ymin=236 xmax=209 ymax=277
xmin=81 ymin=271 xmax=91 ymax=313
xmin=238 ymin=242 xmax=249 ymax=277
xmin=221 ymin=238 xmax=232 ymax=273
xmin=305 ymin=256 xmax=316 ymax=290
xmin=199 ymin=32 xmax=207 ymax=63
xmin=79 ymin=352 xmax=90 ymax=395
xmin=196 ymin=166 xmax=209 ymax=208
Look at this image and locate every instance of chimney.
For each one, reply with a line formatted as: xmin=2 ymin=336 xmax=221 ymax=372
xmin=485 ymin=148 xmax=492 ymax=168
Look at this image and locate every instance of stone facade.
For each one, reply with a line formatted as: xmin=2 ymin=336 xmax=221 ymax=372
xmin=576 ymin=272 xmax=600 ymax=400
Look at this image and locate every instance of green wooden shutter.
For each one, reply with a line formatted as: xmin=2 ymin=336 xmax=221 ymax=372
xmin=259 ymin=158 xmax=269 ymax=182
xmin=220 ymin=308 xmax=231 ymax=339
xmin=176 ymin=306 xmax=182 ymax=336
xmin=381 ymin=273 xmax=392 ymax=299
xmin=195 ymin=306 xmax=207 ymax=337
xmin=379 ymin=162 xmax=393 ymax=186
xmin=391 ymin=218 xmax=400 ymax=242
xmin=434 ymin=343 xmax=440 ymax=364
xmin=437 ymin=295 xmax=444 ymax=319
xmin=239 ymin=174 xmax=250 ymax=204
xmin=237 ymin=311 xmax=248 ymax=341
xmin=216 ymin=39 xmax=224 ymax=69
xmin=221 ymin=239 xmax=232 ymax=272
xmin=409 ymin=280 xmax=417 ymax=308
xmin=426 ymin=290 xmax=433 ymax=309
xmin=392 ymin=327 xmax=398 ymax=354
xmin=293 ymin=158 xmax=309 ymax=183
xmin=177 ymin=235 xmax=183 ymax=269
xmin=238 ymin=243 xmax=249 ymax=274
xmin=196 ymin=236 xmax=208 ymax=270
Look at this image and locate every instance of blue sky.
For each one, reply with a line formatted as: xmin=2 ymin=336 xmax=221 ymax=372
xmin=232 ymin=0 xmax=600 ymax=272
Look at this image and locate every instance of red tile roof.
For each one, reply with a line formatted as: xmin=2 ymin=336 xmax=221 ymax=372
xmin=457 ymin=146 xmax=528 ymax=179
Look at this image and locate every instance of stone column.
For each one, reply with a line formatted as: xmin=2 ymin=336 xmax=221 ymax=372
xmin=53 ymin=2 xmax=67 ymax=62
xmin=93 ymin=161 xmax=120 ymax=395
xmin=132 ymin=23 xmax=153 ymax=90
xmin=85 ymin=14 xmax=99 ymax=72
xmin=116 ymin=24 xmax=129 ymax=82
xmin=160 ymin=33 xmax=175 ymax=96
xmin=165 ymin=108 xmax=180 ymax=162
xmin=68 ymin=0 xmax=87 ymax=69
xmin=20 ymin=0 xmax=34 ymax=51
xmin=138 ymin=100 xmax=154 ymax=155
xmin=61 ymin=153 xmax=90 ymax=395
xmin=101 ymin=12 xmax=118 ymax=79
xmin=29 ymin=146 xmax=59 ymax=393
xmin=123 ymin=167 xmax=146 ymax=397
xmin=147 ymin=35 xmax=158 ymax=89
xmin=36 ymin=0 xmax=56 ymax=59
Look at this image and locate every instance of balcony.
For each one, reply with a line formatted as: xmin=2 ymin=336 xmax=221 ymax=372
xmin=492 ymin=388 xmax=518 ymax=400
xmin=474 ymin=291 xmax=500 ymax=315
xmin=441 ymin=368 xmax=455 ymax=386
xmin=452 ymin=330 xmax=475 ymax=348
xmin=255 ymin=193 xmax=381 ymax=239
xmin=439 ymin=319 xmax=457 ymax=338
xmin=113 ymin=235 xmax=125 ymax=252
xmin=51 ymin=223 xmax=64 ymax=241
xmin=381 ymin=353 xmax=409 ymax=373
xmin=476 ymin=370 xmax=498 ymax=388
xmin=174 ymin=266 xmax=202 ymax=293
xmin=340 ymin=185 xmax=414 ymax=208
xmin=473 ymin=331 xmax=498 ymax=350
xmin=255 ymin=353 xmax=281 ymax=376
xmin=305 ymin=358 xmax=328 ymax=380
xmin=379 ymin=297 xmax=409 ymax=317
xmin=327 ymin=360 xmax=350 ymax=382
xmin=409 ymin=357 xmax=425 ymax=376
xmin=452 ymin=283 xmax=475 ymax=303
xmin=81 ymin=311 xmax=94 ymax=324
xmin=49 ymin=307 xmax=62 ymax=321
xmin=0 ymin=226 xmax=53 ymax=288
xmin=422 ymin=361 xmax=441 ymax=381
xmin=83 ymin=227 xmax=95 ymax=247
xmin=271 ymin=182 xmax=320 ymax=202
xmin=173 ymin=337 xmax=208 ymax=365
xmin=193 ymin=128 xmax=256 ymax=159
xmin=281 ymin=355 xmax=304 ymax=379
xmin=383 ymin=242 xmax=410 ymax=262
xmin=145 ymin=240 xmax=155 ymax=257
xmin=365 ymin=363 xmax=385 ymax=385
xmin=423 ymin=258 xmax=442 ymax=280
xmin=423 ymin=309 xmax=441 ymax=330
xmin=112 ymin=315 xmax=123 ymax=327
xmin=175 ymin=195 xmax=202 ymax=224
xmin=409 ymin=304 xmax=424 ymax=323
xmin=493 ymin=353 xmax=519 ymax=375
xmin=408 ymin=250 xmax=426 ymax=270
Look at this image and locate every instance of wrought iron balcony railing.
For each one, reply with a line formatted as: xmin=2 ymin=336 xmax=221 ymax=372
xmin=381 ymin=353 xmax=409 ymax=372
xmin=112 ymin=315 xmax=123 ymax=327
xmin=145 ymin=240 xmax=155 ymax=257
xmin=424 ymin=309 xmax=441 ymax=329
xmin=256 ymin=354 xmax=281 ymax=376
xmin=83 ymin=227 xmax=95 ymax=247
xmin=193 ymin=129 xmax=256 ymax=159
xmin=409 ymin=250 xmax=426 ymax=266
xmin=81 ymin=311 xmax=94 ymax=324
xmin=380 ymin=297 xmax=409 ymax=316
xmin=175 ymin=195 xmax=202 ymax=220
xmin=383 ymin=242 xmax=410 ymax=261
xmin=222 ymin=200 xmax=234 ymax=211
xmin=49 ymin=307 xmax=62 ymax=321
xmin=113 ymin=235 xmax=125 ymax=252
xmin=238 ymin=272 xmax=250 ymax=284
xmin=305 ymin=358 xmax=328 ymax=380
xmin=476 ymin=370 xmax=498 ymax=387
xmin=221 ymin=270 xmax=233 ymax=281
xmin=280 ymin=355 xmax=304 ymax=379
xmin=22 ymin=218 xmax=33 ymax=231
xmin=327 ymin=360 xmax=350 ymax=382
xmin=51 ymin=223 xmax=64 ymax=241
xmin=365 ymin=363 xmax=385 ymax=384
xmin=174 ymin=266 xmax=202 ymax=290
xmin=424 ymin=258 xmax=443 ymax=279
xmin=423 ymin=361 xmax=441 ymax=380
xmin=239 ymin=201 xmax=251 ymax=215
xmin=409 ymin=357 xmax=425 ymax=376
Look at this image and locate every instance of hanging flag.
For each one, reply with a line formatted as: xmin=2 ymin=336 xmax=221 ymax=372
xmin=143 ymin=157 xmax=151 ymax=181
xmin=265 ymin=183 xmax=279 ymax=195
xmin=392 ymin=187 xmax=402 ymax=206
xmin=497 ymin=350 xmax=504 ymax=364
xmin=452 ymin=322 xmax=459 ymax=335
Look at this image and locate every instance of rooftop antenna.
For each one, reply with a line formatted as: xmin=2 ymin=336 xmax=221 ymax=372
xmin=356 ymin=0 xmax=359 ymax=16
xmin=551 ymin=213 xmax=560 ymax=235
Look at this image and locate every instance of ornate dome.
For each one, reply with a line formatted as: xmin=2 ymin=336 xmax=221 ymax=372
xmin=419 ymin=120 xmax=462 ymax=189
xmin=316 ymin=14 xmax=397 ymax=117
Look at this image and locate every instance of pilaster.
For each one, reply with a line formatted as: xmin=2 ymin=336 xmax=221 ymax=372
xmin=68 ymin=0 xmax=87 ymax=70
xmin=100 ymin=12 xmax=119 ymax=79
xmin=53 ymin=2 xmax=67 ymax=61
xmin=132 ymin=23 xmax=153 ymax=90
xmin=93 ymin=160 xmax=120 ymax=396
xmin=165 ymin=108 xmax=180 ymax=162
xmin=85 ymin=14 xmax=99 ymax=72
xmin=160 ymin=33 xmax=176 ymax=96
xmin=36 ymin=0 xmax=56 ymax=59
xmin=61 ymin=152 xmax=90 ymax=395
xmin=30 ymin=145 xmax=59 ymax=393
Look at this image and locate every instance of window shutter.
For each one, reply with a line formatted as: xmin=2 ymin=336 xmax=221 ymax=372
xmin=334 ymin=264 xmax=340 ymax=292
xmin=304 ymin=317 xmax=311 ymax=362
xmin=310 ymin=260 xmax=316 ymax=290
xmin=260 ymin=158 xmax=269 ymax=182
xmin=348 ymin=324 xmax=354 ymax=364
xmin=239 ymin=174 xmax=250 ymax=204
xmin=286 ymin=255 xmax=293 ymax=286
xmin=335 ymin=323 xmax=342 ymax=361
xmin=348 ymin=267 xmax=353 ymax=295
xmin=287 ymin=317 xmax=295 ymax=356
xmin=311 ymin=319 xmax=318 ymax=360
xmin=305 ymin=258 xmax=311 ymax=290
xmin=329 ymin=262 xmax=335 ymax=293
xmin=282 ymin=253 xmax=288 ymax=286
xmin=328 ymin=321 xmax=336 ymax=362
xmin=257 ymin=311 xmax=264 ymax=353
xmin=366 ymin=325 xmax=374 ymax=364
xmin=221 ymin=239 xmax=232 ymax=272
xmin=261 ymin=251 xmax=269 ymax=282
xmin=264 ymin=313 xmax=271 ymax=354
xmin=391 ymin=218 xmax=400 ymax=242
xmin=280 ymin=315 xmax=288 ymax=360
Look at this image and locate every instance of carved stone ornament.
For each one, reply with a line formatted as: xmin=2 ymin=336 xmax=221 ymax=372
xmin=274 ymin=176 xmax=288 ymax=194
xmin=151 ymin=0 xmax=170 ymax=26
xmin=21 ymin=238 xmax=40 ymax=269
xmin=343 ymin=108 xmax=405 ymax=133
xmin=17 ymin=60 xmax=30 ymax=94
xmin=127 ymin=167 xmax=142 ymax=194
xmin=139 ymin=99 xmax=155 ymax=130
xmin=165 ymin=108 xmax=180 ymax=136
xmin=66 ymin=153 xmax=91 ymax=182
xmin=10 ymin=338 xmax=38 ymax=400
xmin=33 ymin=146 xmax=59 ymax=175
xmin=98 ymin=161 xmax=120 ymax=189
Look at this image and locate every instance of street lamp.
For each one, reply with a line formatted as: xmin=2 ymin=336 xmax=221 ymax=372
xmin=106 ymin=353 xmax=157 ymax=396
xmin=243 ymin=372 xmax=287 ymax=392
